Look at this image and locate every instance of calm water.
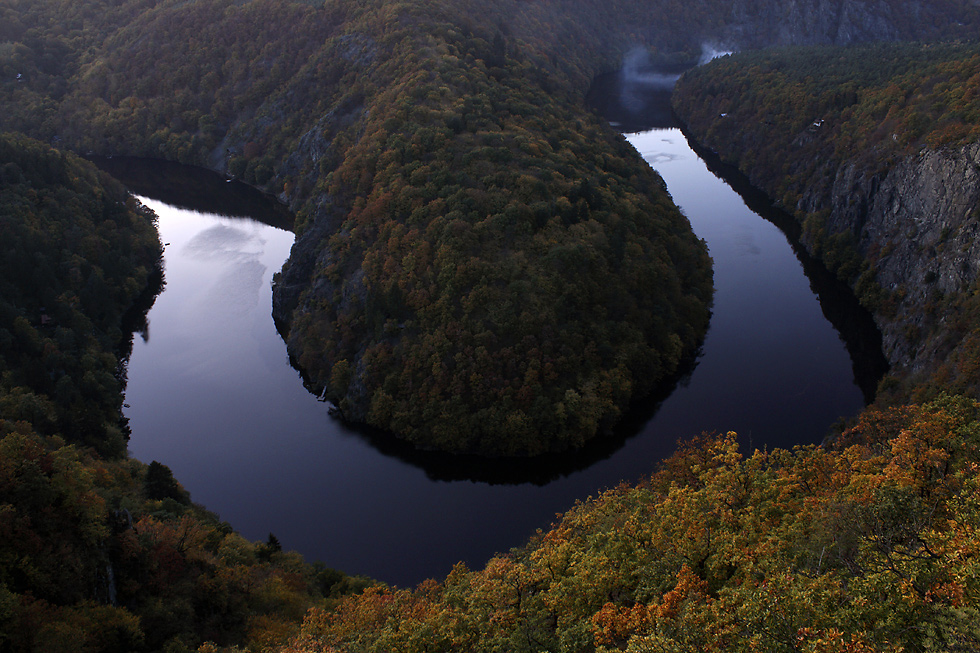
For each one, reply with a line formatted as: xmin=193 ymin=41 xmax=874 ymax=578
xmin=121 ymin=89 xmax=881 ymax=587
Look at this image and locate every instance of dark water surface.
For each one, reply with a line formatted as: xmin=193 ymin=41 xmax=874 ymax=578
xmin=118 ymin=81 xmax=883 ymax=587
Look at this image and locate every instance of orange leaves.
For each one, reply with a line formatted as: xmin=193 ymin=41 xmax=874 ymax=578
xmin=591 ymin=565 xmax=716 ymax=653
xmin=884 ymin=421 xmax=952 ymax=490
xmin=279 ymin=397 xmax=980 ymax=652
xmin=654 ymin=565 xmax=709 ymax=620
xmin=290 ymin=580 xmax=470 ymax=653
xmin=592 ymin=601 xmax=651 ymax=648
xmin=273 ymin=0 xmax=714 ymax=457
xmin=840 ymin=395 xmax=977 ymax=501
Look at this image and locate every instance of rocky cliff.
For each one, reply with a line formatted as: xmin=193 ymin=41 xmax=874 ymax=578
xmin=805 ymin=143 xmax=980 ymax=376
xmin=720 ymin=0 xmax=911 ymax=48
xmin=673 ymin=43 xmax=980 ymax=397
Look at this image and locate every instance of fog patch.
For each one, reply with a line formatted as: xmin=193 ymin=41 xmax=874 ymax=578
xmin=618 ymin=47 xmax=680 ymax=114
xmin=620 ymin=47 xmax=681 ymax=89
xmin=699 ymin=43 xmax=734 ymax=65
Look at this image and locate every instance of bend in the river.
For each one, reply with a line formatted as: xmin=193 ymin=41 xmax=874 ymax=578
xmin=112 ymin=75 xmax=885 ymax=587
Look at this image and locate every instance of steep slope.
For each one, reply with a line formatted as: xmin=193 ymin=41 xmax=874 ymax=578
xmin=673 ymin=42 xmax=980 ymax=399
xmin=0 ymin=134 xmax=371 ymax=653
xmin=2 ymin=0 xmax=716 ymax=455
xmin=0 ymin=132 xmax=161 ymax=456
xmin=3 ymin=2 xmax=980 ymax=651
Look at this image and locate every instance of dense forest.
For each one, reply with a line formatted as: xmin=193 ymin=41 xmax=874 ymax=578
xmin=3 ymin=0 xmax=978 ymax=454
xmin=1 ymin=0 xmax=722 ymax=455
xmin=4 ymin=0 xmax=980 ymax=651
xmin=0 ymin=133 xmax=160 ymax=457
xmin=278 ymin=396 xmax=980 ymax=652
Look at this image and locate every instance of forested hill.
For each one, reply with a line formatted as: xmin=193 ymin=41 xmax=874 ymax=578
xmin=673 ymin=42 xmax=980 ymax=402
xmin=5 ymin=0 xmax=716 ymax=456
xmin=3 ymin=0 xmax=980 ymax=651
xmin=2 ymin=0 xmax=978 ymax=454
xmin=0 ymin=132 xmax=160 ymax=457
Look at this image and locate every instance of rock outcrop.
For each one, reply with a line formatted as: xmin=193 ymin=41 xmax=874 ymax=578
xmin=673 ymin=43 xmax=980 ymax=395
xmin=803 ymin=143 xmax=980 ymax=374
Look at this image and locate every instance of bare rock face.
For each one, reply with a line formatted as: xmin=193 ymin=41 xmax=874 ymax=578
xmin=723 ymin=0 xmax=902 ymax=47
xmin=804 ymin=143 xmax=980 ymax=373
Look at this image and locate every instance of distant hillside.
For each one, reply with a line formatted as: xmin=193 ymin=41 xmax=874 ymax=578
xmin=673 ymin=41 xmax=980 ymax=401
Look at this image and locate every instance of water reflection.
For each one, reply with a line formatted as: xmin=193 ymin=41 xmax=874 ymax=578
xmin=90 ymin=156 xmax=293 ymax=229
xmin=594 ymin=65 xmax=888 ymax=402
xmin=681 ymin=131 xmax=889 ymax=402
xmin=113 ymin=74 xmax=885 ymax=587
xmin=331 ymin=354 xmax=700 ymax=486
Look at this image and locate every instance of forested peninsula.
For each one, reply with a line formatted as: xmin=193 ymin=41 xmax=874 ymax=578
xmin=4 ymin=0 xmax=980 ymax=651
xmin=1 ymin=0 xmax=721 ymax=455
xmin=3 ymin=0 xmax=977 ymax=454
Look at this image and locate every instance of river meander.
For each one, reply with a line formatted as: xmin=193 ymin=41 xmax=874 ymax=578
xmin=118 ymin=87 xmax=884 ymax=587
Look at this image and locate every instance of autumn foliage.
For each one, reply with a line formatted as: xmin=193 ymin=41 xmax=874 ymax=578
xmin=280 ymin=395 xmax=980 ymax=652
xmin=6 ymin=1 xmax=980 ymax=651
xmin=0 ymin=136 xmax=371 ymax=653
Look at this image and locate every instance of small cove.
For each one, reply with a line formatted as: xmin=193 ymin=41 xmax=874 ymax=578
xmin=116 ymin=81 xmax=884 ymax=587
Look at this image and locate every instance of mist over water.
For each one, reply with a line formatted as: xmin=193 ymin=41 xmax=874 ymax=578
xmin=620 ymin=47 xmax=682 ymax=88
xmin=616 ymin=43 xmax=734 ymax=116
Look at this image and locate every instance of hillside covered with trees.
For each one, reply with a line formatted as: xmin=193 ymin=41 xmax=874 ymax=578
xmin=267 ymin=33 xmax=980 ymax=653
xmin=4 ymin=0 xmax=980 ymax=651
xmin=0 ymin=133 xmax=372 ymax=652
xmin=276 ymin=396 xmax=980 ymax=652
xmin=2 ymin=0 xmax=721 ymax=455
xmin=0 ymin=133 xmax=160 ymax=457
xmin=3 ymin=0 xmax=978 ymax=453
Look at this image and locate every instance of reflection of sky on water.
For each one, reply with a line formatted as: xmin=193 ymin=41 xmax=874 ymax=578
xmin=124 ymin=128 xmax=866 ymax=588
xmin=625 ymin=129 xmax=862 ymax=451
xmin=733 ymin=225 xmax=763 ymax=257
xmin=643 ymin=151 xmax=683 ymax=166
xmin=128 ymin=201 xmax=286 ymax=386
xmin=184 ymin=223 xmax=266 ymax=261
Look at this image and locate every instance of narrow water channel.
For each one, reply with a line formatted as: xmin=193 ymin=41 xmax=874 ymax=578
xmin=119 ymin=87 xmax=879 ymax=588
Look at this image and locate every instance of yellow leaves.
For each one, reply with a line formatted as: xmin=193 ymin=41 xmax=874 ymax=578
xmin=135 ymin=514 xmax=214 ymax=560
xmin=794 ymin=627 xmax=880 ymax=653
xmin=925 ymin=580 xmax=966 ymax=606
xmin=590 ymin=565 xmax=720 ymax=653
xmin=292 ymin=580 xmax=470 ymax=653
xmin=885 ymin=426 xmax=949 ymax=488
xmin=279 ymin=397 xmax=980 ymax=653
xmin=247 ymin=613 xmax=302 ymax=651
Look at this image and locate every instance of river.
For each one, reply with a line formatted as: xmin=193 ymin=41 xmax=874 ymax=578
xmin=115 ymin=79 xmax=884 ymax=588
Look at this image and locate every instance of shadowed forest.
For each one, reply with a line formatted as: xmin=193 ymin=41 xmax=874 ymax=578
xmin=3 ymin=0 xmax=980 ymax=650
